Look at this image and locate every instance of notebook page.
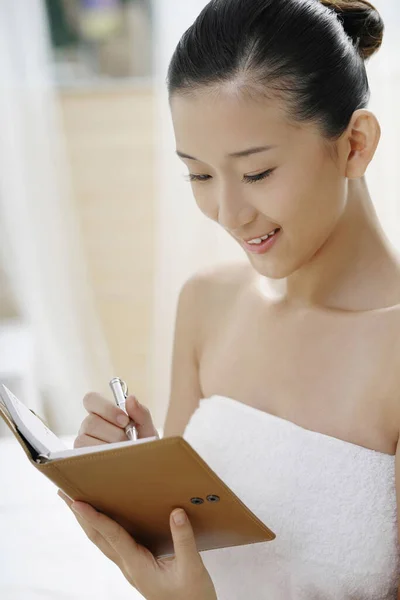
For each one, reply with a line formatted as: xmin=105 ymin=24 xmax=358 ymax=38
xmin=0 ymin=393 xmax=12 ymax=420
xmin=0 ymin=383 xmax=68 ymax=456
xmin=47 ymin=435 xmax=159 ymax=460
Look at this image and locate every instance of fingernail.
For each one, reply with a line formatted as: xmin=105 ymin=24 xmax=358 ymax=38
xmin=117 ymin=414 xmax=129 ymax=426
xmin=71 ymin=503 xmax=81 ymax=515
xmin=172 ymin=509 xmax=187 ymax=525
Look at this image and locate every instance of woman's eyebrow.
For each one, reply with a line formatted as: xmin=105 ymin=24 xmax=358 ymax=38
xmin=176 ymin=145 xmax=278 ymax=161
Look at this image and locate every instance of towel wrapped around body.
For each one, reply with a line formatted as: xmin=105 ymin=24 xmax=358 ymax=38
xmin=183 ymin=394 xmax=400 ymax=600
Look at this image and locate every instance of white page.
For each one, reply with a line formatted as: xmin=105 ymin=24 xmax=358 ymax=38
xmin=0 ymin=393 xmax=12 ymax=420
xmin=47 ymin=435 xmax=158 ymax=460
xmin=0 ymin=383 xmax=68 ymax=456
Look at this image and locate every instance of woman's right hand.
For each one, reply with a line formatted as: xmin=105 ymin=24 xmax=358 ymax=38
xmin=73 ymin=392 xmax=159 ymax=449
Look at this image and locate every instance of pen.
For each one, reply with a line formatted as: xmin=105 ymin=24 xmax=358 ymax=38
xmin=109 ymin=377 xmax=137 ymax=441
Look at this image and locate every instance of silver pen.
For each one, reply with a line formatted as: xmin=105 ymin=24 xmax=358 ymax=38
xmin=109 ymin=377 xmax=137 ymax=441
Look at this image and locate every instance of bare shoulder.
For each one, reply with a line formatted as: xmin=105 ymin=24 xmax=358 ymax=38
xmin=177 ymin=260 xmax=250 ymax=330
xmin=186 ymin=260 xmax=252 ymax=301
xmin=189 ymin=261 xmax=254 ymax=363
xmin=185 ymin=260 xmax=252 ymax=324
xmin=162 ymin=261 xmax=252 ymax=438
xmin=187 ymin=259 xmax=252 ymax=286
xmin=174 ymin=259 xmax=252 ymax=365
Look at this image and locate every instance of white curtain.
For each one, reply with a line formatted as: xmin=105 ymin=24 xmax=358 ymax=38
xmin=150 ymin=0 xmax=400 ymax=428
xmin=366 ymin=1 xmax=400 ymax=241
xmin=0 ymin=0 xmax=112 ymax=434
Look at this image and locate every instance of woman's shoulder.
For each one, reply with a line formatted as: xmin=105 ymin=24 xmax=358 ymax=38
xmin=180 ymin=261 xmax=254 ymax=350
xmin=184 ymin=260 xmax=253 ymax=311
xmin=193 ymin=260 xmax=252 ymax=286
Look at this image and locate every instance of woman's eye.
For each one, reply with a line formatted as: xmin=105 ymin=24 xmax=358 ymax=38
xmin=243 ymin=168 xmax=275 ymax=184
xmin=185 ymin=173 xmax=212 ymax=182
xmin=184 ymin=169 xmax=275 ymax=184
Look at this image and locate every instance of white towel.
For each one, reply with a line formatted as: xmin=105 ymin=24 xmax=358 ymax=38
xmin=183 ymin=395 xmax=400 ymax=600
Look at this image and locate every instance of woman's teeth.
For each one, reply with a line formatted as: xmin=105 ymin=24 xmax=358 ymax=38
xmin=247 ymin=228 xmax=279 ymax=245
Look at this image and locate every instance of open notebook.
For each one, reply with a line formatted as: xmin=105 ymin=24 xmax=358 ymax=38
xmin=0 ymin=383 xmax=158 ymax=463
xmin=0 ymin=383 xmax=276 ymax=558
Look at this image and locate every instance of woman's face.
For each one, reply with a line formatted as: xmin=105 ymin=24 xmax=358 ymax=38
xmin=170 ymin=88 xmax=348 ymax=279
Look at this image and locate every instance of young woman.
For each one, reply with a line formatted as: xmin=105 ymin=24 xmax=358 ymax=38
xmin=58 ymin=0 xmax=400 ymax=598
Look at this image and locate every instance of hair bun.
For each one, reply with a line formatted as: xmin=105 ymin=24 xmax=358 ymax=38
xmin=320 ymin=0 xmax=384 ymax=59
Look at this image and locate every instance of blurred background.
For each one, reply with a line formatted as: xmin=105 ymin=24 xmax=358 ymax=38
xmin=0 ymin=0 xmax=399 ymax=597
xmin=0 ymin=0 xmax=247 ymax=440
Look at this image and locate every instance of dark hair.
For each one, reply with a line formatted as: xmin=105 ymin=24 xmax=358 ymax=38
xmin=167 ymin=0 xmax=384 ymax=142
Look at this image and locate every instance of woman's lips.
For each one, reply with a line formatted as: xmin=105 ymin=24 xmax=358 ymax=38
xmin=241 ymin=228 xmax=281 ymax=254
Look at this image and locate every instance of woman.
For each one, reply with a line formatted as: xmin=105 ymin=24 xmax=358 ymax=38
xmin=58 ymin=0 xmax=400 ymax=598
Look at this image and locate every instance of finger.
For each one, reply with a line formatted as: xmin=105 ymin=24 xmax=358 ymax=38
xmin=70 ymin=500 xmax=143 ymax=562
xmin=169 ymin=509 xmax=201 ymax=570
xmin=57 ymin=491 xmax=121 ymax=566
xmin=125 ymin=395 xmax=159 ymax=439
xmin=74 ymin=513 xmax=121 ymax=566
xmin=83 ymin=392 xmax=129 ymax=428
xmin=77 ymin=414 xmax=128 ymax=445
xmin=73 ymin=434 xmax=108 ymax=449
xmin=57 ymin=489 xmax=73 ymax=504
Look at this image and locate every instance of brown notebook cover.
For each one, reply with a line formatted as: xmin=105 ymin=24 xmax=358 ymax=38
xmin=0 ymin=399 xmax=276 ymax=558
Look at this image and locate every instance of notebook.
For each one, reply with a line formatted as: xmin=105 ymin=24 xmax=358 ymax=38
xmin=0 ymin=383 xmax=276 ymax=558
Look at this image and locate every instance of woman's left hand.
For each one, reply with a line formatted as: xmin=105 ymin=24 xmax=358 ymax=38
xmin=57 ymin=490 xmax=217 ymax=600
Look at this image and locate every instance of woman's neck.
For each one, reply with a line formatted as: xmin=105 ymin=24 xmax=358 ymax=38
xmin=271 ymin=178 xmax=400 ymax=312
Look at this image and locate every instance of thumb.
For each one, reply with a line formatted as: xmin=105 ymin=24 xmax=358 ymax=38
xmin=125 ymin=395 xmax=159 ymax=439
xmin=170 ymin=509 xmax=200 ymax=569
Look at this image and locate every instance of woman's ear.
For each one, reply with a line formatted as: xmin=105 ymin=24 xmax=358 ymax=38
xmin=342 ymin=109 xmax=381 ymax=179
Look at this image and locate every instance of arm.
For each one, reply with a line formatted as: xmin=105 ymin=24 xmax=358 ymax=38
xmin=163 ymin=271 xmax=207 ymax=438
xmin=59 ymin=271 xmax=218 ymax=599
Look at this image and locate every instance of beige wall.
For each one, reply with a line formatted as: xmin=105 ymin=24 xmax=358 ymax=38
xmin=58 ymin=86 xmax=155 ymax=409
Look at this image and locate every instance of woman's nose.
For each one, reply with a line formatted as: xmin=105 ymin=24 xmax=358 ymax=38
xmin=216 ymin=183 xmax=256 ymax=231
